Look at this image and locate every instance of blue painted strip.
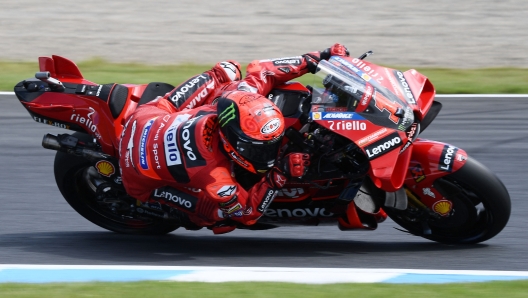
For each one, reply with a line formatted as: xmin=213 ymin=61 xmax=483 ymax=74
xmin=0 ymin=269 xmax=193 ymax=283
xmin=385 ymin=273 xmax=528 ymax=284
xmin=2 ymin=266 xmax=528 ymax=284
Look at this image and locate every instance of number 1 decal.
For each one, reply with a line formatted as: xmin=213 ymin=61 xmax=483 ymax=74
xmin=374 ymin=95 xmax=401 ymax=124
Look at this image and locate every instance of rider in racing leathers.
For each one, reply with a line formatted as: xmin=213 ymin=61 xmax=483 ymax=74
xmin=118 ymin=44 xmax=350 ymax=234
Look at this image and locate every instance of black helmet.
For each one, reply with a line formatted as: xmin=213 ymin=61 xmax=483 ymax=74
xmin=216 ymin=91 xmax=285 ymax=173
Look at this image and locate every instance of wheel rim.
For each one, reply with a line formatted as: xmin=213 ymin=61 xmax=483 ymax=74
xmin=388 ymin=176 xmax=496 ymax=243
xmin=74 ymin=166 xmax=161 ymax=230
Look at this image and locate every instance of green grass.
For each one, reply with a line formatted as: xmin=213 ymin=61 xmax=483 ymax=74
xmin=416 ymin=67 xmax=528 ymax=94
xmin=1 ymin=280 xmax=528 ymax=297
xmin=2 ymin=59 xmax=528 ymax=93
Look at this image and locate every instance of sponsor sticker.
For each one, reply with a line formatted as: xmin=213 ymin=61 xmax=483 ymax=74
xmin=263 ymin=207 xmax=334 ymax=218
xmin=356 ymin=83 xmax=374 ymax=112
xmin=219 ymin=103 xmax=236 ymax=127
xmin=125 ymin=120 xmax=137 ymax=168
xmin=271 ymin=56 xmax=302 ymax=66
xmin=70 ymin=107 xmax=101 ymax=139
xmin=325 ymin=107 xmax=348 ymax=112
xmin=350 ymin=58 xmax=385 ymax=83
xmin=152 ymin=187 xmax=198 ymax=212
xmin=313 ymin=112 xmax=366 ymax=121
xmin=395 ymin=71 xmax=416 ymax=104
xmin=164 ymin=114 xmax=192 ymax=166
xmin=33 ymin=116 xmax=70 ymax=129
xmin=433 ymin=200 xmax=453 ymax=216
xmin=410 ymin=164 xmax=426 ymax=183
xmin=257 ymin=189 xmax=277 ymax=213
xmin=168 ymin=74 xmax=210 ymax=107
xmin=357 ymin=128 xmax=390 ymax=147
xmin=328 ymin=120 xmax=367 ymax=131
xmin=438 ymin=145 xmax=459 ymax=172
xmin=277 ymin=188 xmax=305 ymax=198
xmin=139 ymin=119 xmax=155 ymax=170
xmin=422 ymin=187 xmax=436 ymax=198
xmin=364 ymin=132 xmax=402 ymax=160
xmin=178 ymin=116 xmax=206 ymax=168
xmin=322 ymin=112 xmax=360 ymax=119
xmin=95 ymin=160 xmax=115 ymax=177
xmin=260 ymin=118 xmax=281 ymax=134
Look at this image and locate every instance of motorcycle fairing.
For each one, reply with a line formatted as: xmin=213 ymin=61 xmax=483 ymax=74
xmin=404 ymin=139 xmax=468 ymax=214
xmin=332 ymin=56 xmax=436 ymax=121
xmin=18 ymin=91 xmax=118 ymax=154
xmin=274 ymin=178 xmax=349 ymax=202
xmin=268 ymin=82 xmax=311 ymax=131
xmin=311 ymin=59 xmax=437 ymax=191
xmin=14 ymin=56 xmax=158 ymax=155
xmin=39 ymin=55 xmax=94 ymax=84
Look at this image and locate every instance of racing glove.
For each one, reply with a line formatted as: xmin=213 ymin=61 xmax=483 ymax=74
xmin=303 ymin=43 xmax=350 ymax=73
xmin=320 ymin=43 xmax=350 ymax=60
xmin=266 ymin=167 xmax=288 ymax=189
xmin=280 ymin=153 xmax=311 ymax=179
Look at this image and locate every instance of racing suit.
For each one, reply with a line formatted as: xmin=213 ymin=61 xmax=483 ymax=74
xmin=118 ymin=44 xmax=349 ymax=231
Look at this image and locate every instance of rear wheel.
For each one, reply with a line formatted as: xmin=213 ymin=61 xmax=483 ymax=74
xmin=54 ymin=133 xmax=180 ymax=235
xmin=385 ymin=157 xmax=511 ymax=244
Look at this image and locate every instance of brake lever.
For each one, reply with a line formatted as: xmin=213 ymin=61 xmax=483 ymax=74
xmin=358 ymin=50 xmax=374 ymax=60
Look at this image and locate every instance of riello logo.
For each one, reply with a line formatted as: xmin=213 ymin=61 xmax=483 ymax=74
xmin=364 ymin=132 xmax=402 ymax=160
xmin=70 ymin=107 xmax=101 ymax=139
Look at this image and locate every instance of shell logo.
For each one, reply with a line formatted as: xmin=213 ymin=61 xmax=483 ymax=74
xmin=361 ymin=73 xmax=371 ymax=81
xmin=432 ymin=200 xmax=453 ymax=216
xmin=312 ymin=112 xmax=321 ymax=120
xmin=95 ymin=160 xmax=115 ymax=177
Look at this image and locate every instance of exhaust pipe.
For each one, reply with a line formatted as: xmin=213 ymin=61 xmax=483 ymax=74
xmin=42 ymin=133 xmax=112 ymax=162
xmin=42 ymin=133 xmax=79 ymax=151
xmin=42 ymin=134 xmax=62 ymax=150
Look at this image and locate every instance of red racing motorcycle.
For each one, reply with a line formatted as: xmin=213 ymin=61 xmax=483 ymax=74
xmin=14 ymin=52 xmax=511 ymax=244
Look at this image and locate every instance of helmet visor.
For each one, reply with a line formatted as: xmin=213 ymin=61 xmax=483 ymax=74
xmin=235 ymin=138 xmax=282 ymax=169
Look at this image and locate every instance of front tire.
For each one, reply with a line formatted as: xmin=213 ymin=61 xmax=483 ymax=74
xmin=54 ymin=132 xmax=180 ymax=235
xmin=386 ymin=157 xmax=511 ymax=244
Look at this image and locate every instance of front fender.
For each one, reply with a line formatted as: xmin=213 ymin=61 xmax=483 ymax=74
xmin=405 ymin=138 xmax=468 ymax=186
xmin=403 ymin=138 xmax=468 ymax=212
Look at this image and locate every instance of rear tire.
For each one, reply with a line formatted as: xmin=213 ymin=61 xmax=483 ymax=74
xmin=54 ymin=132 xmax=180 ymax=235
xmin=386 ymin=157 xmax=511 ymax=244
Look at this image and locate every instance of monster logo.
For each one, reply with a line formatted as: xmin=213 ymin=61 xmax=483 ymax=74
xmin=219 ymin=102 xmax=236 ymax=127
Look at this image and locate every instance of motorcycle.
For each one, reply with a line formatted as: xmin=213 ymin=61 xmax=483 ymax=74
xmin=13 ymin=52 xmax=511 ymax=244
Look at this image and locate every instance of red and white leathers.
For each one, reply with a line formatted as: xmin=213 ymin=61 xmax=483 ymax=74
xmin=118 ymin=44 xmax=349 ymax=231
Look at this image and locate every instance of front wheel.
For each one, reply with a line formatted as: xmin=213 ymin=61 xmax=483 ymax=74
xmin=54 ymin=132 xmax=180 ymax=235
xmin=385 ymin=157 xmax=511 ymax=244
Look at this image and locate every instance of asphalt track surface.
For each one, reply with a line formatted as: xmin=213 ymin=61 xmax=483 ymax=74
xmin=1 ymin=94 xmax=527 ymax=271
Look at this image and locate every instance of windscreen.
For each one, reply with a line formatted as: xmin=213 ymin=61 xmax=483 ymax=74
xmin=311 ymin=59 xmax=414 ymax=131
